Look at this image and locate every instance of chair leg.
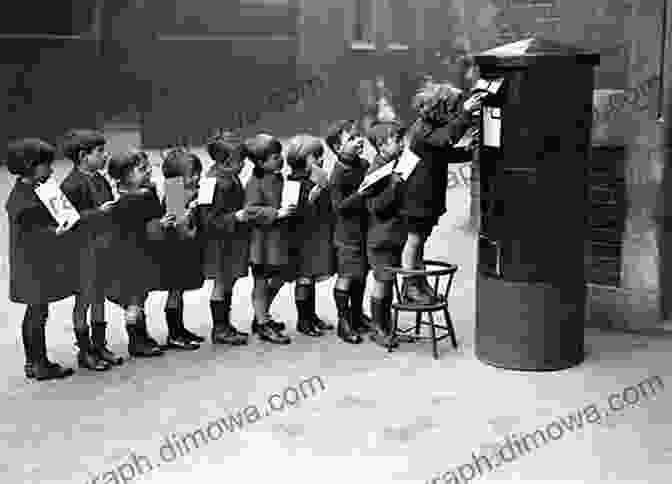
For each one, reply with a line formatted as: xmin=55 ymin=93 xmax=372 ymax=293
xmin=443 ymin=308 xmax=458 ymax=349
xmin=415 ymin=312 xmax=422 ymax=335
xmin=428 ymin=311 xmax=439 ymax=359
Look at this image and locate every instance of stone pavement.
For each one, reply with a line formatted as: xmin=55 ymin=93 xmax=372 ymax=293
xmin=0 ymin=150 xmax=670 ymax=483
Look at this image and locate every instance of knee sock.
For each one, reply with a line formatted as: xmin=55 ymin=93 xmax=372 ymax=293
xmin=350 ymin=279 xmax=365 ymax=323
xmin=295 ymin=284 xmax=311 ymax=322
xmin=333 ymin=288 xmax=350 ymax=319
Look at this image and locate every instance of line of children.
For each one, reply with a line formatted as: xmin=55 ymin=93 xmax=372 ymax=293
xmin=8 ymin=93 xmax=474 ymax=380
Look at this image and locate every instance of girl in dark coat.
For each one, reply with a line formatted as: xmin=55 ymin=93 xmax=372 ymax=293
xmin=103 ymin=150 xmax=174 ymax=358
xmin=326 ymin=120 xmax=372 ymax=344
xmin=201 ymin=133 xmax=250 ymax=346
xmin=244 ymin=134 xmax=295 ymax=344
xmin=60 ymin=129 xmax=120 ymax=371
xmin=400 ymin=82 xmax=471 ymax=304
xmin=284 ymin=134 xmax=336 ymax=337
xmin=157 ymin=148 xmax=206 ymax=350
xmin=6 ymin=138 xmax=75 ymax=380
xmin=363 ymin=121 xmax=408 ymax=348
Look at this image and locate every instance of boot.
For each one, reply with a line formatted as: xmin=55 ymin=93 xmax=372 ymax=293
xmin=296 ymin=299 xmax=323 ymax=337
xmin=257 ymin=321 xmax=291 ymax=344
xmin=220 ymin=293 xmax=248 ymax=337
xmin=349 ymin=280 xmax=372 ymax=334
xmin=75 ymin=328 xmax=111 ymax=371
xmin=308 ymin=288 xmax=334 ymax=331
xmin=91 ymin=322 xmax=123 ymax=366
xmin=32 ymin=324 xmax=74 ymax=380
xmin=175 ymin=303 xmax=205 ymax=343
xmin=251 ymin=316 xmax=285 ymax=334
xmin=165 ymin=308 xmax=200 ymax=350
xmin=402 ymin=276 xmax=435 ymax=305
xmin=126 ymin=324 xmax=163 ymax=357
xmin=337 ymin=310 xmax=363 ymax=344
xmin=369 ymin=297 xmax=399 ymax=349
xmin=210 ymin=300 xmax=248 ymax=345
xmin=137 ymin=312 xmax=163 ymax=353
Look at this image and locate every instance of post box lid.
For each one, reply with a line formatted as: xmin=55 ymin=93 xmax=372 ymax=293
xmin=474 ymin=37 xmax=600 ymax=68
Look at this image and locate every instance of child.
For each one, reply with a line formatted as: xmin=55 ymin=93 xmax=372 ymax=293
xmin=200 ymin=133 xmax=249 ymax=345
xmin=363 ymin=121 xmax=408 ymax=347
xmin=284 ymin=134 xmax=336 ymax=337
xmin=6 ymin=138 xmax=75 ymax=380
xmin=60 ymin=129 xmax=121 ymax=371
xmin=327 ymin=120 xmax=372 ymax=343
xmin=104 ymin=150 xmax=174 ymax=357
xmin=244 ymin=134 xmax=294 ymax=344
xmin=157 ymin=148 xmax=207 ymax=350
xmin=400 ymin=82 xmax=471 ymax=304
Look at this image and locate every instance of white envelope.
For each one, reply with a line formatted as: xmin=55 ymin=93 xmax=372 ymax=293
xmin=281 ymin=179 xmax=301 ymax=208
xmin=197 ymin=177 xmax=217 ymax=205
xmin=394 ymin=147 xmax=421 ymax=181
xmin=358 ymin=161 xmax=394 ymax=192
xmin=34 ymin=181 xmax=80 ymax=230
xmin=164 ymin=177 xmax=187 ymax=217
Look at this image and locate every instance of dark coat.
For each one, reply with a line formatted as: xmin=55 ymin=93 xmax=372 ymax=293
xmin=245 ymin=172 xmax=290 ymax=268
xmin=401 ymin=114 xmax=471 ymax=220
xmin=329 ymin=154 xmax=369 ymax=249
xmin=365 ymin=156 xmax=408 ymax=250
xmin=60 ymin=168 xmax=115 ymax=301
xmin=286 ymin=171 xmax=336 ymax=279
xmin=101 ymin=187 xmax=165 ymax=305
xmin=201 ymin=166 xmax=250 ymax=282
xmin=6 ymin=181 xmax=78 ymax=304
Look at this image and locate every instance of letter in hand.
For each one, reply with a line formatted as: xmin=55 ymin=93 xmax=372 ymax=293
xmin=159 ymin=214 xmax=176 ymax=229
xmin=99 ymin=200 xmax=116 ymax=213
xmin=307 ymin=185 xmax=322 ymax=204
xmin=277 ymin=204 xmax=297 ymax=219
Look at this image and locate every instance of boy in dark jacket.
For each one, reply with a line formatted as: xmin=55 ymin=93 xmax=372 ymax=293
xmin=327 ymin=120 xmax=371 ymax=343
xmin=60 ymin=129 xmax=121 ymax=370
xmin=400 ymin=83 xmax=471 ymax=304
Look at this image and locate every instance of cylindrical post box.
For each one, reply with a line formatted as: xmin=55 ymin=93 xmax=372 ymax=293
xmin=473 ymin=38 xmax=600 ymax=371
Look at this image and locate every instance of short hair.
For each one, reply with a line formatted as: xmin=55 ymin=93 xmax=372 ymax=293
xmin=325 ymin=119 xmax=355 ymax=153
xmin=206 ymin=131 xmax=243 ymax=162
xmin=107 ymin=150 xmax=147 ymax=182
xmin=243 ymin=134 xmax=282 ymax=163
xmin=61 ymin=129 xmax=106 ymax=164
xmin=6 ymin=138 xmax=56 ymax=176
xmin=366 ymin=121 xmax=406 ymax=150
xmin=162 ymin=148 xmax=203 ymax=179
xmin=285 ymin=134 xmax=324 ymax=171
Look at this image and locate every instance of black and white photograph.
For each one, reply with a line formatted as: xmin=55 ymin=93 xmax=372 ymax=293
xmin=1 ymin=1 xmax=671 ymax=483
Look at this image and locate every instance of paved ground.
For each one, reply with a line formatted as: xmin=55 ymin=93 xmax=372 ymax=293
xmin=0 ymin=144 xmax=670 ymax=483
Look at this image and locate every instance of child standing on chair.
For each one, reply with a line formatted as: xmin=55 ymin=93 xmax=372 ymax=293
xmin=401 ymin=83 xmax=471 ymax=304
xmin=60 ymin=129 xmax=122 ymax=371
xmin=363 ymin=121 xmax=408 ymax=348
xmin=6 ymin=138 xmax=76 ymax=380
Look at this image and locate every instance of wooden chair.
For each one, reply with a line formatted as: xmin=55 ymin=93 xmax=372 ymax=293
xmin=384 ymin=260 xmax=459 ymax=359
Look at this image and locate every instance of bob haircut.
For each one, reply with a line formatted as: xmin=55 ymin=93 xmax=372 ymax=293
xmin=107 ymin=150 xmax=149 ymax=182
xmin=162 ymin=148 xmax=203 ymax=179
xmin=284 ymin=134 xmax=324 ymax=171
xmin=61 ymin=129 xmax=106 ymax=164
xmin=6 ymin=138 xmax=56 ymax=176
xmin=366 ymin=121 xmax=406 ymax=150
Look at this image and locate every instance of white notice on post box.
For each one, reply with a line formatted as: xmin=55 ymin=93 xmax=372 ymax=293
xmin=35 ymin=181 xmax=80 ymax=230
xmin=483 ymin=106 xmax=502 ymax=148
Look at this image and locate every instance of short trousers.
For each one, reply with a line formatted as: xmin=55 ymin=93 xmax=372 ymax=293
xmin=367 ymin=246 xmax=402 ymax=282
xmin=251 ymin=264 xmax=289 ymax=279
xmin=405 ymin=216 xmax=440 ymax=239
xmin=335 ymin=244 xmax=368 ymax=279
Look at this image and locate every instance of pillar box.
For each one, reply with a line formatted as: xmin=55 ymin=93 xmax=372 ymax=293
xmin=473 ymin=37 xmax=600 ymax=370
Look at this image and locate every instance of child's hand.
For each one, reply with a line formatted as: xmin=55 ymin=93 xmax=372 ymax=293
xmin=277 ymin=205 xmax=297 ymax=218
xmin=341 ymin=137 xmax=364 ymax=158
xmin=308 ymin=185 xmax=322 ymax=204
xmin=159 ymin=214 xmax=176 ymax=229
xmin=99 ymin=200 xmax=116 ymax=213
xmin=390 ymin=172 xmax=403 ymax=184
xmin=234 ymin=209 xmax=248 ymax=222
